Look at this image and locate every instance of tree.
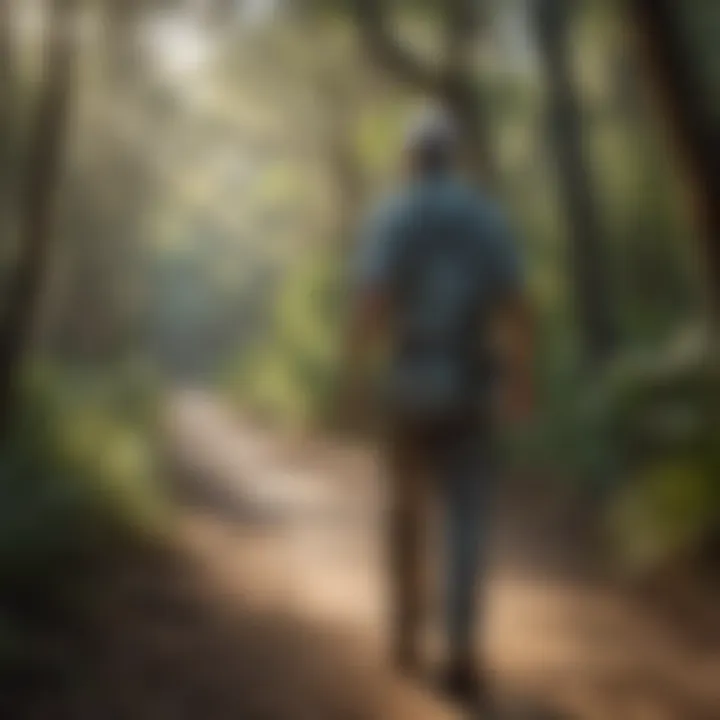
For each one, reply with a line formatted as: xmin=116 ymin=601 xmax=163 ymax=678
xmin=46 ymin=0 xmax=161 ymax=362
xmin=0 ymin=0 xmax=17 ymax=253
xmin=348 ymin=0 xmax=497 ymax=184
xmin=533 ymin=0 xmax=617 ymax=364
xmin=627 ymin=0 xmax=720 ymax=326
xmin=0 ymin=0 xmax=78 ymax=435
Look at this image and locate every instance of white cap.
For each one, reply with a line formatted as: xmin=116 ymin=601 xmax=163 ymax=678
xmin=403 ymin=105 xmax=459 ymax=156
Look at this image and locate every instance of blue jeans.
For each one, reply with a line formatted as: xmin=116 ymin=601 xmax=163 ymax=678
xmin=386 ymin=415 xmax=495 ymax=662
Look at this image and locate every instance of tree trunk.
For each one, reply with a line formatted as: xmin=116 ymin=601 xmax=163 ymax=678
xmin=533 ymin=0 xmax=617 ymax=364
xmin=47 ymin=0 xmax=150 ymax=362
xmin=627 ymin=0 xmax=720 ymax=326
xmin=0 ymin=0 xmax=16 ymax=243
xmin=0 ymin=0 xmax=14 ymax=151
xmin=0 ymin=0 xmax=77 ymax=436
xmin=439 ymin=71 xmax=497 ymax=185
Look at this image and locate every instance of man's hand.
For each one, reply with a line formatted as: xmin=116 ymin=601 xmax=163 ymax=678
xmin=498 ymin=376 xmax=534 ymax=427
xmin=493 ymin=295 xmax=535 ymax=427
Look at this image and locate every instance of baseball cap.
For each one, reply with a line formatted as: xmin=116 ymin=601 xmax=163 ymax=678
xmin=403 ymin=105 xmax=459 ymax=157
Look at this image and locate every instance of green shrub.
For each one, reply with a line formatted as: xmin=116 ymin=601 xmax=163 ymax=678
xmin=608 ymin=459 xmax=718 ymax=573
xmin=223 ymin=253 xmax=345 ymax=430
xmin=603 ymin=328 xmax=720 ymax=571
xmin=604 ymin=328 xmax=718 ymax=464
xmin=504 ymin=325 xmax=620 ymax=492
xmin=509 ymin=324 xmax=719 ymax=573
xmin=0 ymin=362 xmax=167 ymax=608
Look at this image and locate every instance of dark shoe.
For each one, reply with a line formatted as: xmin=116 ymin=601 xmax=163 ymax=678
xmin=392 ymin=643 xmax=422 ymax=678
xmin=440 ymin=658 xmax=494 ymax=712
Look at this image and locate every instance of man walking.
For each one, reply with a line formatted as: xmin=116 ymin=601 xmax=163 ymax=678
xmin=340 ymin=107 xmax=533 ymax=709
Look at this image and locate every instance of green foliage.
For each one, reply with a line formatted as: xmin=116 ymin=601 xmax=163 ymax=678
xmin=512 ymin=350 xmax=618 ymax=489
xmin=511 ymin=325 xmax=720 ymax=573
xmin=678 ymin=0 xmax=720 ymax=125
xmin=223 ymin=253 xmax=345 ymax=429
xmin=603 ymin=330 xmax=720 ymax=572
xmin=609 ymin=460 xmax=718 ymax=574
xmin=605 ymin=329 xmax=718 ymax=462
xmin=0 ymin=362 xmax=167 ymax=609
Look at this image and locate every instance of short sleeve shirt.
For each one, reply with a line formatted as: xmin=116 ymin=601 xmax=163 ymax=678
xmin=352 ymin=175 xmax=524 ymax=410
xmin=354 ymin=176 xmax=523 ymax=313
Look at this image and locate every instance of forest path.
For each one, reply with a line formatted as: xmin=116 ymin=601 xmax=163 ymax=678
xmin=162 ymin=390 xmax=719 ymax=720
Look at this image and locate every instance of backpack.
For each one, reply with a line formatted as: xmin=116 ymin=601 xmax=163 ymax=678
xmin=385 ymin=200 xmax=492 ymax=423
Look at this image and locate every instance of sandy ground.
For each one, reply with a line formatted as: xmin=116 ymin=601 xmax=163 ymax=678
xmin=167 ymin=392 xmax=720 ymax=720
xmin=2 ymin=390 xmax=717 ymax=720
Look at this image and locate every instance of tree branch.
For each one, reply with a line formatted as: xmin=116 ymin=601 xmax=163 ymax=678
xmin=349 ymin=0 xmax=439 ymax=92
xmin=443 ymin=0 xmax=482 ymax=73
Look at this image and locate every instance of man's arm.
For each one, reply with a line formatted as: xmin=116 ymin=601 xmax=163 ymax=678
xmin=492 ymin=293 xmax=535 ymax=424
xmin=484 ymin=207 xmax=535 ymax=424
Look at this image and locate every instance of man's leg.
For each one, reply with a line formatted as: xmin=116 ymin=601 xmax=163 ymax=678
xmin=386 ymin=427 xmax=429 ymax=674
xmin=439 ymin=427 xmax=495 ymax=696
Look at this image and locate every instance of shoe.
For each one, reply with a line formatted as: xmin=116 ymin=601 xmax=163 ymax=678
xmin=392 ymin=643 xmax=422 ymax=678
xmin=439 ymin=658 xmax=495 ymax=712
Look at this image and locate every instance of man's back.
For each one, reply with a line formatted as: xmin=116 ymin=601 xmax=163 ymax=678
xmin=356 ymin=175 xmax=522 ymax=420
xmin=342 ymin=108 xmax=533 ymax=709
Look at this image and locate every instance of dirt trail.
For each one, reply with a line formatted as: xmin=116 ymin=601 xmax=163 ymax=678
xmin=5 ymin=390 xmax=716 ymax=720
xmin=165 ymin=391 xmax=719 ymax=720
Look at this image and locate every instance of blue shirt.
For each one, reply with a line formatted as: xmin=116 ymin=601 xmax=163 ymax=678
xmin=353 ymin=175 xmax=524 ymax=416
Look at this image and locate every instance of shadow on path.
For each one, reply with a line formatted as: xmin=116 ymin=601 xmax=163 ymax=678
xmin=4 ymin=391 xmax=717 ymax=720
xmin=0 ymin=546 xmax=385 ymax=720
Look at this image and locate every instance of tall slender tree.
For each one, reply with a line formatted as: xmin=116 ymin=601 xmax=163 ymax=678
xmin=0 ymin=0 xmax=16 ymax=247
xmin=533 ymin=0 xmax=617 ymax=364
xmin=627 ymin=0 xmax=720 ymax=326
xmin=0 ymin=0 xmax=78 ymax=435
